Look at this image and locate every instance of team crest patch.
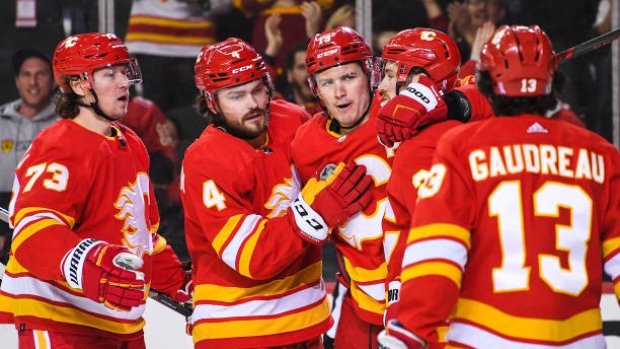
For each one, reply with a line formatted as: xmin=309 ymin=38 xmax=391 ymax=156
xmin=2 ymin=139 xmax=14 ymax=154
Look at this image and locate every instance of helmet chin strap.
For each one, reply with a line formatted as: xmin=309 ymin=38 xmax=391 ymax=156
xmin=76 ymin=89 xmax=118 ymax=122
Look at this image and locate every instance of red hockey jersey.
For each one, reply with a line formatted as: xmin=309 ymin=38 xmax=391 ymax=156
xmin=0 ymin=120 xmax=162 ymax=337
xmin=291 ymin=102 xmax=391 ymax=326
xmin=180 ymin=100 xmax=331 ymax=349
xmin=122 ymin=96 xmax=177 ymax=163
xmin=382 ymin=119 xmax=462 ymax=323
xmin=399 ymin=114 xmax=620 ymax=348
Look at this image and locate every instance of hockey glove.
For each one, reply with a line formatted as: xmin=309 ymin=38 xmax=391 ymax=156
xmin=378 ymin=320 xmax=427 ymax=349
xmin=150 ymin=245 xmax=194 ymax=303
xmin=291 ymin=161 xmax=373 ymax=244
xmin=62 ymin=239 xmax=146 ymax=311
xmin=376 ymin=76 xmax=448 ymax=147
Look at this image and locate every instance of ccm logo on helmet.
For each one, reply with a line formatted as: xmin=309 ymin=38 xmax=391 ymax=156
xmin=404 ymin=86 xmax=431 ymax=104
xmin=232 ymin=64 xmax=253 ymax=74
xmin=317 ymin=48 xmax=339 ymax=59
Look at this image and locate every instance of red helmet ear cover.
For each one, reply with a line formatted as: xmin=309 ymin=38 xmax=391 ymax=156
xmin=382 ymin=28 xmax=461 ymax=92
xmin=479 ymin=25 xmax=556 ymax=96
xmin=53 ymin=32 xmax=139 ymax=92
xmin=305 ymin=26 xmax=379 ymax=96
xmin=194 ymin=38 xmax=272 ymax=112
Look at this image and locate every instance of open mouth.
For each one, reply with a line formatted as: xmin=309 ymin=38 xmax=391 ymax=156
xmin=337 ymin=102 xmax=352 ymax=110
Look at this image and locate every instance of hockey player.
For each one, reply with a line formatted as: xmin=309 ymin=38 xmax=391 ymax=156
xmin=182 ymin=37 xmax=373 ymax=349
xmin=0 ymin=32 xmax=193 ymax=349
xmin=378 ymin=25 xmax=620 ymax=349
xmin=376 ymin=28 xmax=464 ymax=329
xmin=292 ymin=26 xmax=411 ymax=349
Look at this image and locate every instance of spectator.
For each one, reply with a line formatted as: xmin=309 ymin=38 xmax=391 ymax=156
xmin=447 ymin=0 xmax=509 ymax=61
xmin=124 ymin=0 xmax=231 ymax=112
xmin=0 ymin=0 xmax=66 ymax=103
xmin=324 ymin=4 xmax=355 ymax=31
xmin=276 ymin=40 xmax=321 ymax=115
xmin=0 ymin=48 xmax=57 ymax=264
xmin=371 ymin=0 xmax=442 ymax=54
xmin=235 ymin=0 xmax=333 ymax=74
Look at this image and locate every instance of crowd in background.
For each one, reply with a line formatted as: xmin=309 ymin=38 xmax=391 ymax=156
xmin=0 ymin=0 xmax=616 ymax=268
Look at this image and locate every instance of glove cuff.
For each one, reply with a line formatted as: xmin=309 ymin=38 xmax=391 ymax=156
xmin=400 ymin=81 xmax=439 ymax=112
xmin=62 ymin=238 xmax=103 ymax=290
xmin=290 ymin=195 xmax=329 ymax=244
xmin=378 ymin=320 xmax=427 ymax=349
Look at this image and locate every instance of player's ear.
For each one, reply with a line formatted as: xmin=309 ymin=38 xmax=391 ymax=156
xmin=70 ymin=78 xmax=87 ymax=97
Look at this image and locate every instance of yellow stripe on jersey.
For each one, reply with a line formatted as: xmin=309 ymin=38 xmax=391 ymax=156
xmin=344 ymin=258 xmax=387 ymax=283
xmin=14 ymin=207 xmax=75 ymax=227
xmin=455 ymin=298 xmax=602 ymax=341
xmin=350 ymin=283 xmax=386 ymax=315
xmin=238 ymin=219 xmax=267 ymax=277
xmin=602 ymin=236 xmax=620 ymax=259
xmin=128 ymin=16 xmax=214 ymax=29
xmin=192 ymin=299 xmax=330 ymax=339
xmin=10 ymin=298 xmax=145 ymax=334
xmin=11 ymin=218 xmax=63 ymax=251
xmin=34 ymin=330 xmax=50 ymax=349
xmin=195 ymin=262 xmax=322 ymax=302
xmin=0 ymin=293 xmax=14 ymax=314
xmin=212 ymin=214 xmax=243 ymax=255
xmin=124 ymin=33 xmax=215 ymax=46
xmin=408 ymin=224 xmax=471 ymax=249
xmin=401 ymin=261 xmax=463 ymax=288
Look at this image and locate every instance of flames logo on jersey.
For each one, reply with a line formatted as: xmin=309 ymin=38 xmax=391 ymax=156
xmin=114 ymin=173 xmax=153 ymax=257
xmin=264 ymin=167 xmax=301 ymax=218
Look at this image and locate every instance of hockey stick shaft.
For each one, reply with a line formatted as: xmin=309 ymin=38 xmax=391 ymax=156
xmin=0 ymin=207 xmax=7 ymax=225
xmin=0 ymin=206 xmax=192 ymax=317
xmin=557 ymin=27 xmax=620 ymax=64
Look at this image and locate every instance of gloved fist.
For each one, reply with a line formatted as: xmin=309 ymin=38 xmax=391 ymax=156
xmin=62 ymin=239 xmax=146 ymax=311
xmin=378 ymin=320 xmax=426 ymax=349
xmin=151 ymin=246 xmax=194 ymax=304
xmin=172 ymin=275 xmax=194 ymax=303
xmin=376 ymin=75 xmax=448 ymax=147
xmin=291 ymin=161 xmax=373 ymax=244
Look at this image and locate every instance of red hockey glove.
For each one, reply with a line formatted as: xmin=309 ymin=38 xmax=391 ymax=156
xmin=378 ymin=320 xmax=427 ymax=349
xmin=376 ymin=76 xmax=448 ymax=147
xmin=62 ymin=239 xmax=146 ymax=311
xmin=151 ymin=245 xmax=194 ymax=303
xmin=291 ymin=161 xmax=373 ymax=244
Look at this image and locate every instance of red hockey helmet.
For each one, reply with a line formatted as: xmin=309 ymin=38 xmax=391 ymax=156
xmin=194 ymin=38 xmax=272 ymax=112
xmin=479 ymin=25 xmax=556 ymax=96
xmin=53 ymin=32 xmax=141 ymax=92
xmin=382 ymin=28 xmax=461 ymax=92
xmin=305 ymin=26 xmax=380 ymax=95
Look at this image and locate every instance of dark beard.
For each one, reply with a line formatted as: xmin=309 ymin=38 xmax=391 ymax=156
xmin=221 ymin=108 xmax=270 ymax=140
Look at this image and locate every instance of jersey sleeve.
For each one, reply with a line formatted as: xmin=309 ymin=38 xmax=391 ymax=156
xmin=181 ymin=146 xmax=309 ymax=281
xmin=398 ymin=131 xmax=475 ymax=343
xmin=10 ymin=143 xmax=92 ymax=280
xmin=600 ymin=146 xmax=620 ymax=301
